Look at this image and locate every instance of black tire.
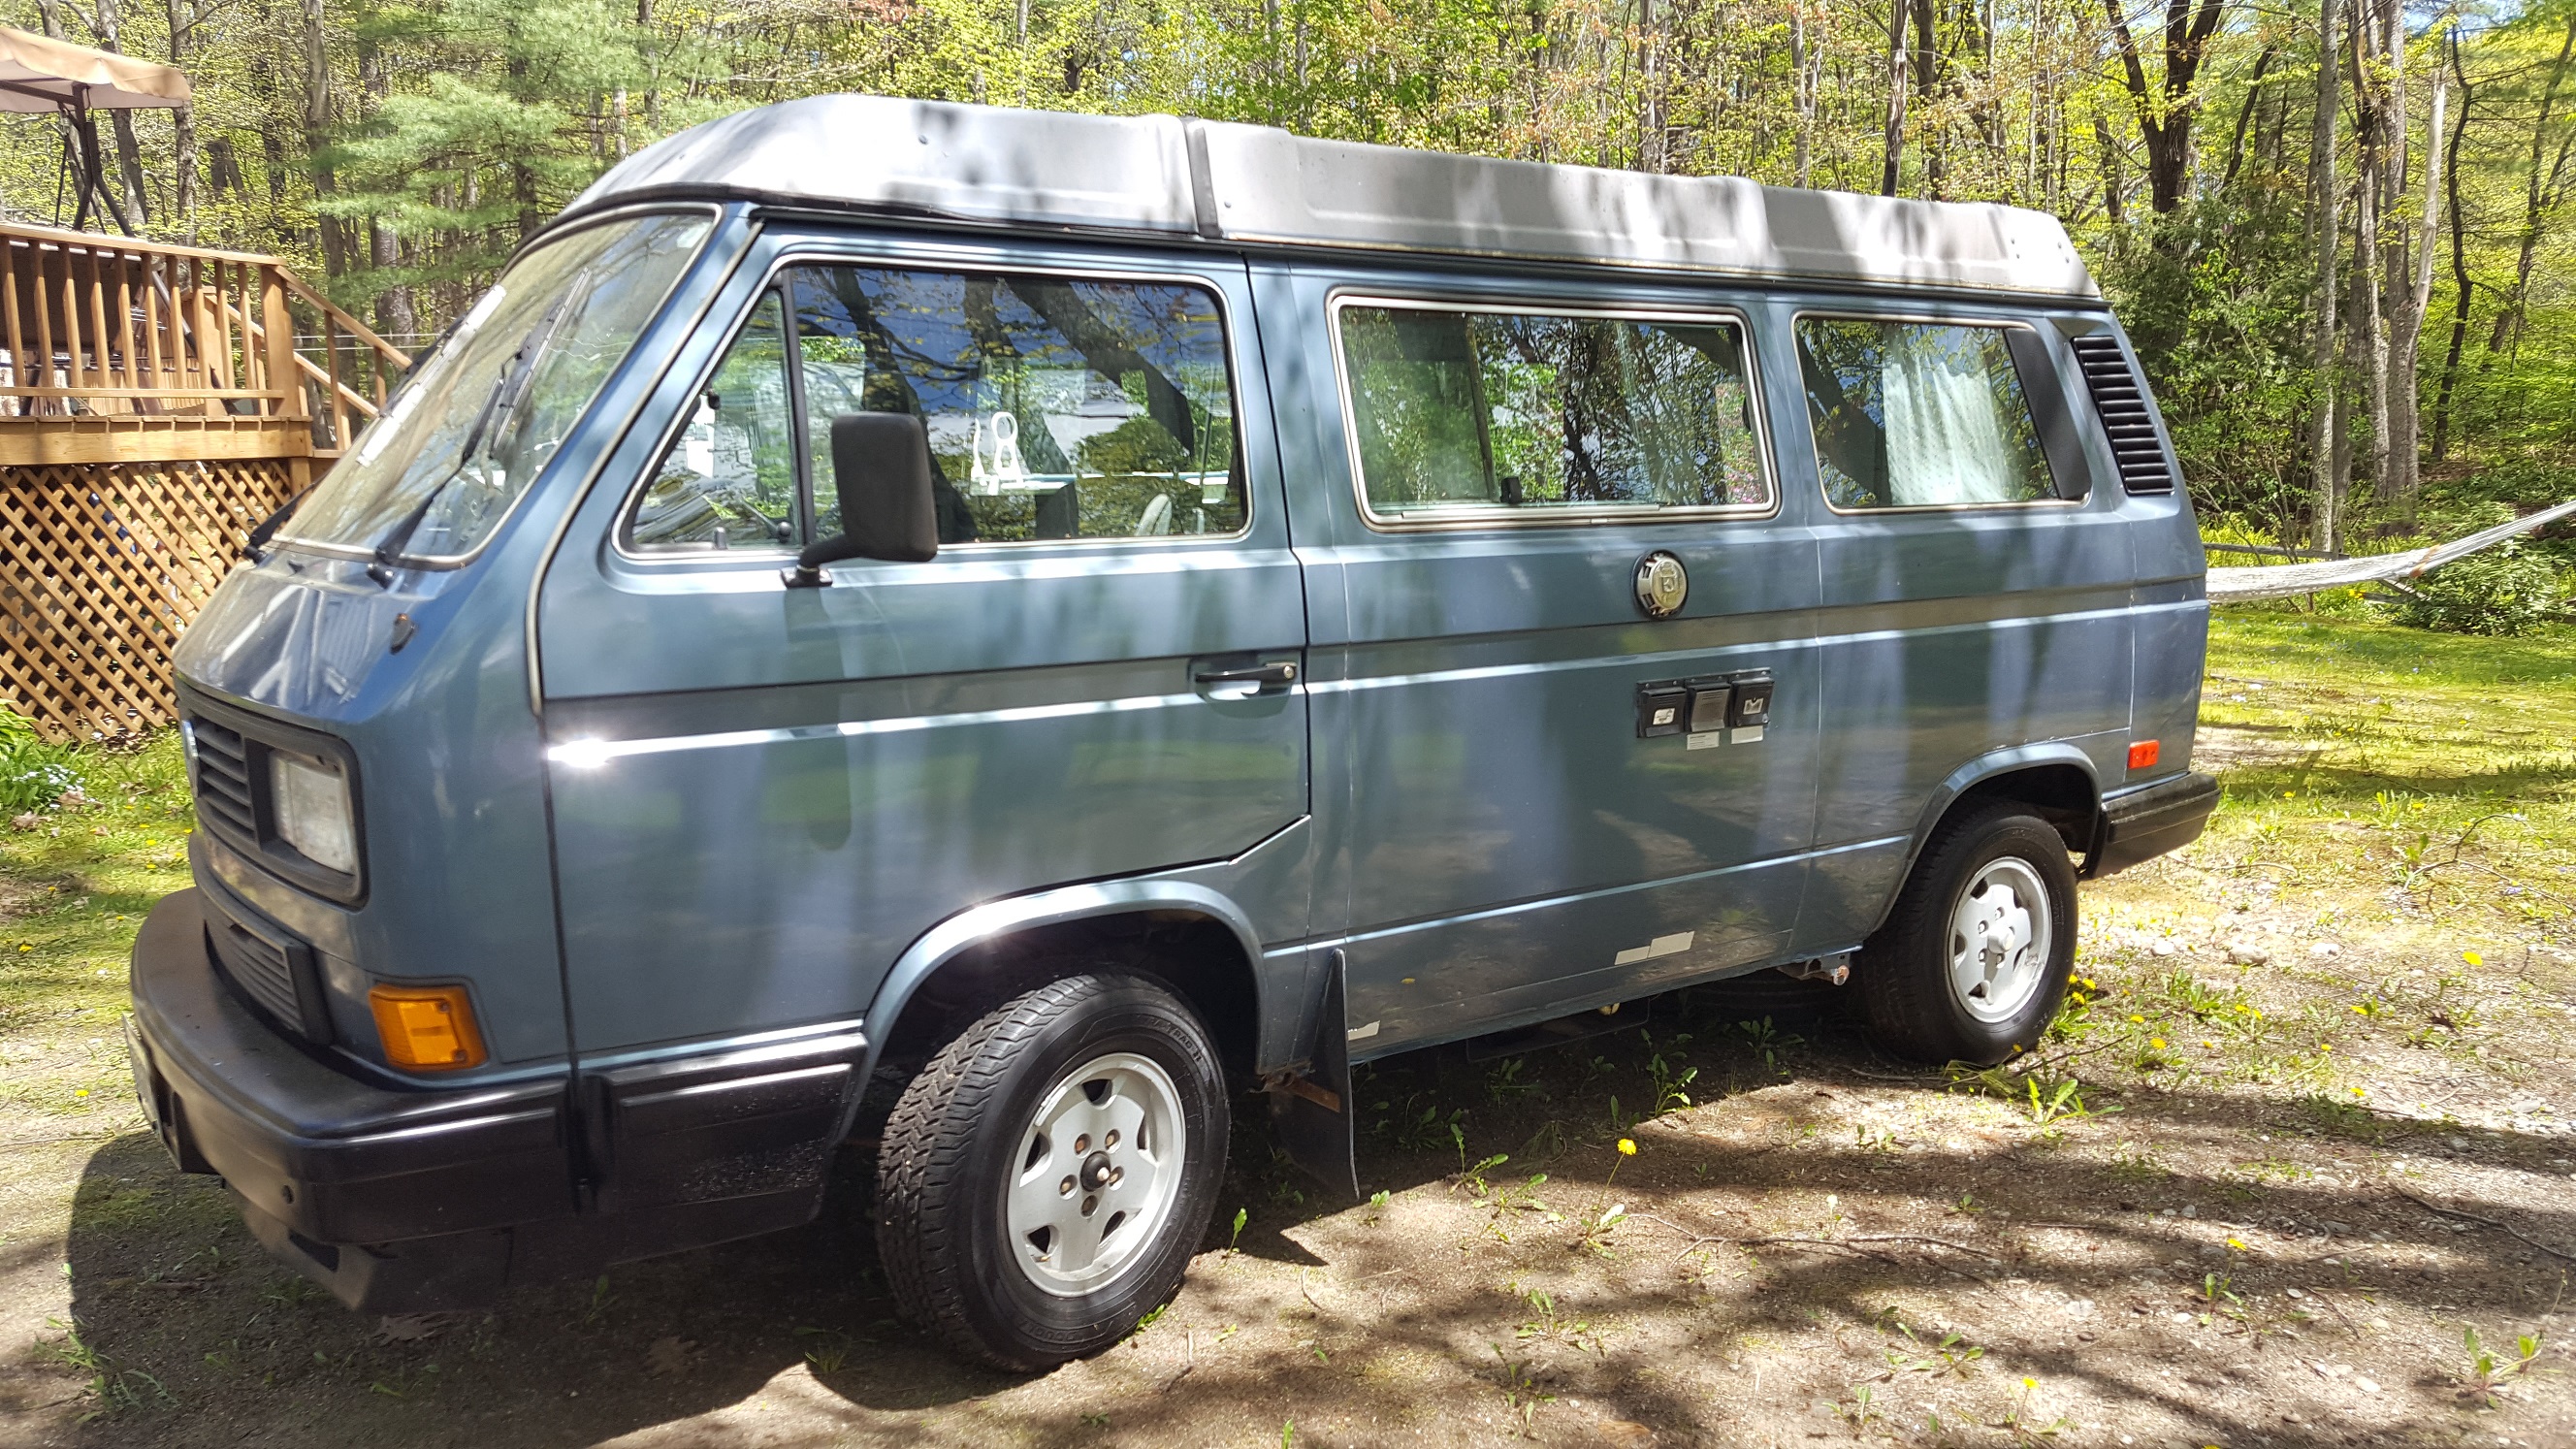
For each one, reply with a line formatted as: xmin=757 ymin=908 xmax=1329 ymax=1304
xmin=875 ymin=973 xmax=1228 ymax=1370
xmin=1856 ymin=803 xmax=2077 ymax=1066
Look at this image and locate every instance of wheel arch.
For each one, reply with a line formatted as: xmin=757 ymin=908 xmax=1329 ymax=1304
xmin=856 ymin=882 xmax=1274 ymax=1104
xmin=1864 ymin=744 xmax=2103 ymax=939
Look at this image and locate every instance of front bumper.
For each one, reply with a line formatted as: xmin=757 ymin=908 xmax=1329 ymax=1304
xmin=127 ymin=889 xmax=865 ymax=1312
xmin=2086 ymin=771 xmax=2220 ymax=878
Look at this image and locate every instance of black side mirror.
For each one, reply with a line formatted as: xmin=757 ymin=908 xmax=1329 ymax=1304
xmin=783 ymin=411 xmax=940 ymax=587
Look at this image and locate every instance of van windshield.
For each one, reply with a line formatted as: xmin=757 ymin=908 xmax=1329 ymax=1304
xmin=277 ymin=211 xmax=712 ymax=564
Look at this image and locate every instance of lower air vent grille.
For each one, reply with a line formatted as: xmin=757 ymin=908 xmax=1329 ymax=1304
xmin=188 ymin=716 xmax=257 ymax=846
xmin=2068 ymin=336 xmax=2175 ymax=495
xmin=205 ymin=899 xmax=328 ymax=1043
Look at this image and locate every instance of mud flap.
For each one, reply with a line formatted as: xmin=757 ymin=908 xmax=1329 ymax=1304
xmin=1268 ymin=948 xmax=1359 ymax=1203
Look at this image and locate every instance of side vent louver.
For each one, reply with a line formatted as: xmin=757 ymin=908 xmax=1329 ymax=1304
xmin=2068 ymin=336 xmax=2174 ymax=495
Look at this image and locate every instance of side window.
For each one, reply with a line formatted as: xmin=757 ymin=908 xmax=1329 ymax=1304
xmin=1337 ymin=302 xmax=1769 ymax=521
xmin=1794 ymin=318 xmax=2059 ymax=510
xmin=788 ymin=266 xmax=1243 ymax=545
xmin=631 ymin=291 xmax=800 ymax=551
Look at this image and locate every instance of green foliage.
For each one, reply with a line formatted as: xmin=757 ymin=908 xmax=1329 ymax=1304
xmin=2096 ymin=192 xmax=2320 ymax=539
xmin=2377 ymin=537 xmax=2567 ymax=635
xmin=0 ymin=706 xmax=83 ymax=814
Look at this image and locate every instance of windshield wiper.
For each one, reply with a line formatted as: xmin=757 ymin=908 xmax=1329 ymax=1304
xmin=367 ymin=297 xmax=572 ymax=585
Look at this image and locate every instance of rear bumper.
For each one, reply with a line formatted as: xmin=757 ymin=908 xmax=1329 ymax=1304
xmin=127 ymin=889 xmax=864 ymax=1312
xmin=2086 ymin=771 xmax=2220 ymax=878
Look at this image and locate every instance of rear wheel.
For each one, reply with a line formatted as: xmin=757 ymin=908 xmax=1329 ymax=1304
xmin=875 ymin=973 xmax=1227 ymax=1370
xmin=1857 ymin=803 xmax=2077 ymax=1066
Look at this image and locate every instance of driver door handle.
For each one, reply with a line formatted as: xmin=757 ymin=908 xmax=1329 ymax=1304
xmin=1191 ymin=658 xmax=1299 ymax=692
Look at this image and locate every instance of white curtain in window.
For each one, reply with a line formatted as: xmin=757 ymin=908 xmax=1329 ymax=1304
xmin=1881 ymin=333 xmax=2022 ymax=506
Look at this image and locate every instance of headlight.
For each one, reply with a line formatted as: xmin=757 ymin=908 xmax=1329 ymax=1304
xmin=269 ymin=751 xmax=358 ymax=875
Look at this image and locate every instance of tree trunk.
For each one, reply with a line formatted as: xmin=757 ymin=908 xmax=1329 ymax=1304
xmin=1910 ymin=0 xmax=1940 ymax=196
xmin=1791 ymin=1 xmax=1813 ymax=186
xmin=165 ymin=0 xmax=199 ymax=239
xmin=2094 ymin=114 xmax=2126 ymax=223
xmin=638 ymin=0 xmax=659 ymax=131
xmin=2351 ymin=6 xmax=2389 ymax=507
xmin=2099 ymin=0 xmax=2230 ymax=215
xmin=2306 ymin=0 xmax=2344 ymax=553
xmin=2491 ymin=18 xmax=2576 ymax=358
xmin=1639 ymin=0 xmax=1663 ymax=173
xmin=355 ymin=43 xmax=416 ymax=347
xmin=302 ymin=0 xmax=348 ymax=278
xmin=2383 ymin=68 xmax=2442 ymax=511
xmin=2430 ymin=30 xmax=2472 ymax=464
xmin=1881 ymin=0 xmax=1907 ymax=195
xmin=2222 ymin=48 xmax=2275 ymax=189
xmin=87 ymin=0 xmax=153 ymax=226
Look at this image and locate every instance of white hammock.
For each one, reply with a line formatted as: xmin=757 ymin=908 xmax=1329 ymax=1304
xmin=2206 ymin=497 xmax=2576 ymax=603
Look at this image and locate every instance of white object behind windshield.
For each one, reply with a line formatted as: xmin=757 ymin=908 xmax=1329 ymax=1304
xmin=279 ymin=211 xmax=711 ymax=563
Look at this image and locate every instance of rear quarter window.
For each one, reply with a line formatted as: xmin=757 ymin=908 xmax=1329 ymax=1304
xmin=1794 ymin=317 xmax=2063 ymax=511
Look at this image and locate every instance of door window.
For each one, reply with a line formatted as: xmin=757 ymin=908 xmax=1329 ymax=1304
xmin=790 ymin=266 xmax=1241 ymax=545
xmin=630 ymin=291 xmax=800 ymax=551
xmin=1794 ymin=318 xmax=2060 ymax=510
xmin=1336 ymin=301 xmax=1769 ymax=522
xmin=628 ymin=265 xmax=1244 ymax=553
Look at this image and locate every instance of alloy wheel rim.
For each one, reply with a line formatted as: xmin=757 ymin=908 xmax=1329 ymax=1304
xmin=1003 ymin=1050 xmax=1187 ymax=1298
xmin=1947 ymin=857 xmax=2052 ymax=1024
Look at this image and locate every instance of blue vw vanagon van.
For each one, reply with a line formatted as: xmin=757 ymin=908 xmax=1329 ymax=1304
xmin=125 ymin=96 xmax=2216 ymax=1368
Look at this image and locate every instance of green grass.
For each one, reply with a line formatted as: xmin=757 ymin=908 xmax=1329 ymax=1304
xmin=2194 ymin=611 xmax=2576 ymax=929
xmin=0 ymin=733 xmax=193 ymax=1122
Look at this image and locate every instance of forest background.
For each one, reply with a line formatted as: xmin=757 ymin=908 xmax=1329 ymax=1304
xmin=2 ymin=0 xmax=2573 ymax=618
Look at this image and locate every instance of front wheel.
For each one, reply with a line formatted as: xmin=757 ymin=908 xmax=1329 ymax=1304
xmin=1856 ymin=804 xmax=2077 ymax=1066
xmin=875 ymin=974 xmax=1228 ymax=1370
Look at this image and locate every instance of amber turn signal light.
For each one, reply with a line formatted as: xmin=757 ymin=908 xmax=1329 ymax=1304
xmin=369 ymin=983 xmax=488 ymax=1071
xmin=2127 ymin=739 xmax=2161 ymax=771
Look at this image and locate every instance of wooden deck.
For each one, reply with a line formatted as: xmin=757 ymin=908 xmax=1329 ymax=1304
xmin=0 ymin=222 xmax=408 ymax=739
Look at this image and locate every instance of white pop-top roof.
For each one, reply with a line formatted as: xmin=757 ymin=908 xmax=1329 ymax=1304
xmin=568 ymin=94 xmax=2099 ymax=300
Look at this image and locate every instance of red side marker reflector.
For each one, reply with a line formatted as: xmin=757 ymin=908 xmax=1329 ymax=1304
xmin=2127 ymin=739 xmax=2161 ymax=771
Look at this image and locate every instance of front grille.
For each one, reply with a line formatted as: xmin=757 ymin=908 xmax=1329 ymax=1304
xmin=188 ymin=715 xmax=257 ymax=845
xmin=2068 ymin=336 xmax=2175 ymax=495
xmin=205 ymin=897 xmax=329 ymax=1042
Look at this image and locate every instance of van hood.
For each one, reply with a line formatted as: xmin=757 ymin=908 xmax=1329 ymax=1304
xmin=175 ymin=554 xmax=457 ymax=720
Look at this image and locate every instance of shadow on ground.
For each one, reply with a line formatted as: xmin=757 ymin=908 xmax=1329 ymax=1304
xmin=29 ymin=978 xmax=2571 ymax=1447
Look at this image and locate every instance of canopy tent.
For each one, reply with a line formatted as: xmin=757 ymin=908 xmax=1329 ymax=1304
xmin=2206 ymin=497 xmax=2576 ymax=603
xmin=0 ymin=27 xmax=187 ymax=235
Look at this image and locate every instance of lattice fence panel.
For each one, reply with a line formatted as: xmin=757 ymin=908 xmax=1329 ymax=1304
xmin=0 ymin=459 xmax=296 ymax=740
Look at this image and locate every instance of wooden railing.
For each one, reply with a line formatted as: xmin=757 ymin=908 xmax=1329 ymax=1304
xmin=0 ymin=221 xmax=410 ymax=466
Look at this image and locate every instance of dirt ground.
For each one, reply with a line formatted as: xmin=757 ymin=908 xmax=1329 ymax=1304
xmin=3 ymin=612 xmax=2573 ymax=1449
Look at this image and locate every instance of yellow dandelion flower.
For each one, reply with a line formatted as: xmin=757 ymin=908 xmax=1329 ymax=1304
xmin=1618 ymin=1139 xmax=1637 ymax=1157
xmin=2128 ymin=1014 xmax=2146 ymax=1024
xmin=2463 ymin=950 xmax=2483 ymax=967
xmin=2021 ymin=1377 xmax=2037 ymax=1389
xmin=2350 ymin=1086 xmax=2367 ymax=1098
xmin=2150 ymin=1038 xmax=2168 ymax=1050
xmin=2227 ymin=1238 xmax=2247 ymax=1250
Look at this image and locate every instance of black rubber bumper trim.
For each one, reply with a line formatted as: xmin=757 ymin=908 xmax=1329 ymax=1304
xmin=130 ymin=888 xmax=873 ymax=1315
xmin=126 ymin=889 xmax=578 ymax=1245
xmin=2085 ymin=771 xmax=2220 ymax=879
